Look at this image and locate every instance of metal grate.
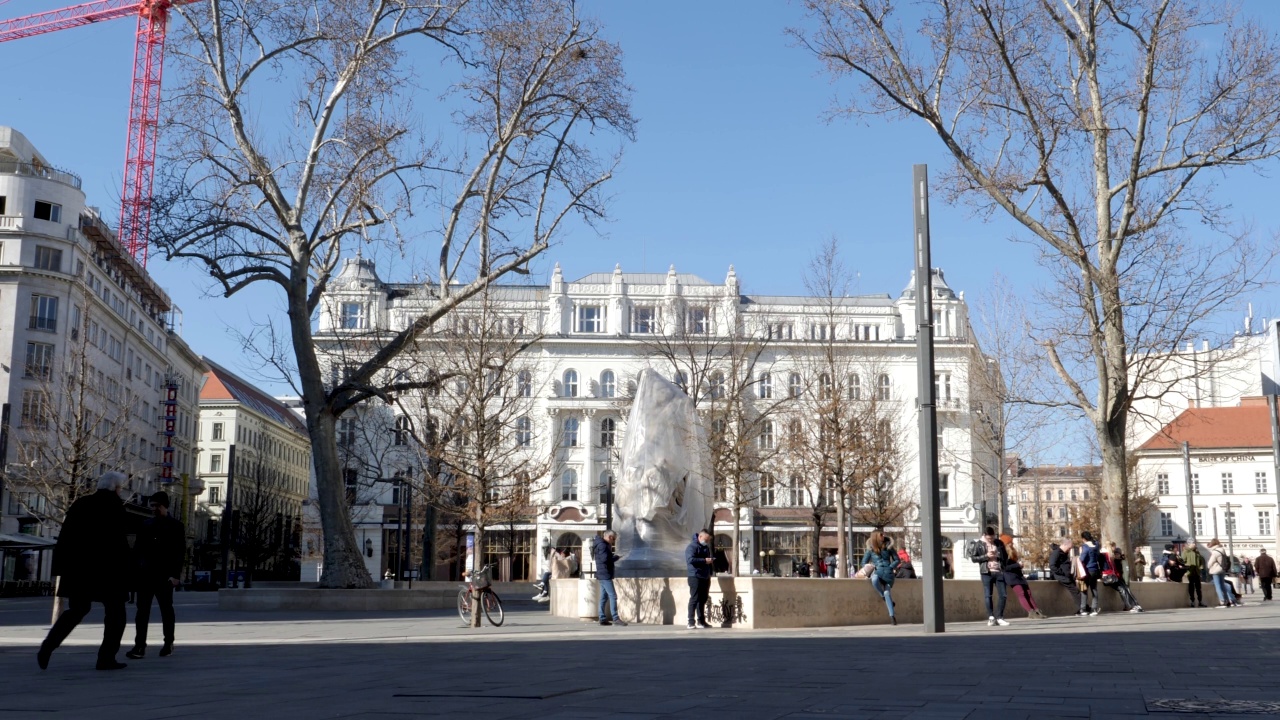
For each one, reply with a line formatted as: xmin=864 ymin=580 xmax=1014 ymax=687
xmin=1148 ymin=699 xmax=1280 ymax=714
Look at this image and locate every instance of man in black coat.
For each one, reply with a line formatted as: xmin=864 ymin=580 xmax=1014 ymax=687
xmin=38 ymin=471 xmax=132 ymax=670
xmin=127 ymin=490 xmax=185 ymax=659
xmin=1049 ymin=538 xmax=1086 ymax=616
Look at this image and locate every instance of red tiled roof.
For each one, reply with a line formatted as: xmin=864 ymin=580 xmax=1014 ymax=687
xmin=200 ymin=358 xmax=308 ymax=436
xmin=1139 ymin=402 xmax=1280 ymax=452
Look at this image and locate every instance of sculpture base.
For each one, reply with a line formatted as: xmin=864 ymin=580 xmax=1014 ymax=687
xmin=617 ymin=548 xmax=685 ymax=578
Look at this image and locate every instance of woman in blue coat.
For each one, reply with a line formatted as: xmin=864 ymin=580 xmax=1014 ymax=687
xmin=861 ymin=531 xmax=902 ymax=625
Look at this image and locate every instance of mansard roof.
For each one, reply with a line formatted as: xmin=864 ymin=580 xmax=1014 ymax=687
xmin=201 ymin=358 xmax=309 ymax=436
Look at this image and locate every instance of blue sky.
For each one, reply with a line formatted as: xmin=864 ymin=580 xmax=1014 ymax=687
xmin=2 ymin=1 xmax=1278 ymax=461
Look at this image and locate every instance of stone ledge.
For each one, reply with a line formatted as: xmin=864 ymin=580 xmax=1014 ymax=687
xmin=218 ymin=587 xmax=457 ymax=612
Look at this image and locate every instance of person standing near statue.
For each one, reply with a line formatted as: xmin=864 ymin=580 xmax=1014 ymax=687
xmin=38 ymin=472 xmax=132 ymax=671
xmin=126 ymin=491 xmax=185 ymax=659
xmin=686 ymin=530 xmax=714 ymax=629
xmin=593 ymin=531 xmax=626 ymax=626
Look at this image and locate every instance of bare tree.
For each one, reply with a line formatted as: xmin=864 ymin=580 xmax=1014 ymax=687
xmin=795 ymin=0 xmax=1280 ymax=551
xmin=231 ymin=459 xmax=296 ymax=585
xmin=153 ymin=0 xmax=635 ymax=587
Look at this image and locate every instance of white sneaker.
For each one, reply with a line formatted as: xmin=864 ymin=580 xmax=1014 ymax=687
xmin=987 ymin=617 xmax=996 ymax=627
xmin=1089 ymin=610 xmax=1099 ymax=616
xmin=996 ymin=618 xmax=1009 ymax=626
xmin=1128 ymin=607 xmax=1141 ymax=613
xmin=696 ymin=622 xmax=710 ymax=629
xmin=687 ymin=622 xmax=697 ymax=629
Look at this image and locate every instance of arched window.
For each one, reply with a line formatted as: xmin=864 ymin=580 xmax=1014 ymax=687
xmin=599 ymin=417 xmax=616 ymax=447
xmin=393 ymin=416 xmax=411 ymax=446
xmin=877 ymin=374 xmax=891 ymax=401
xmin=848 ymin=374 xmax=861 ymax=401
xmin=597 ymin=470 xmax=613 ymax=503
xmin=1057 ymin=489 xmax=1064 ymax=501
xmin=709 ymin=371 xmax=726 ymax=399
xmin=818 ymin=373 xmax=832 ymax=400
xmin=1045 ymin=490 xmax=1052 ymax=501
xmin=560 ymin=469 xmax=578 ymax=501
xmin=789 ymin=372 xmax=802 ymax=399
xmin=555 ymin=531 xmax=583 ymax=559
xmin=600 ymin=370 xmax=616 ymax=398
xmin=562 ymin=417 xmax=579 ymax=447
xmin=758 ymin=372 xmax=772 ymax=399
xmin=515 ymin=416 xmax=532 ymax=447
xmin=562 ymin=370 xmax=578 ymax=398
xmin=517 ymin=370 xmax=532 ymax=398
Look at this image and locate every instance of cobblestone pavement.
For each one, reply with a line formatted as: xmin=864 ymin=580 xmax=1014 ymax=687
xmin=1 ymin=590 xmax=1278 ymax=719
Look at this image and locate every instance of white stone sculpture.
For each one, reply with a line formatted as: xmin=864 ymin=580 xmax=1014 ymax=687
xmin=614 ymin=369 xmax=712 ymax=576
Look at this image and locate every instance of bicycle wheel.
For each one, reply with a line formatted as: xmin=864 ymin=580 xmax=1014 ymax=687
xmin=482 ymin=590 xmax=505 ymax=626
xmin=457 ymin=588 xmax=473 ymax=624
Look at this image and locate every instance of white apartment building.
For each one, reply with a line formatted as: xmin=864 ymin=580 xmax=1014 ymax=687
xmin=195 ymin=360 xmax=311 ymax=580
xmin=1136 ymin=398 xmax=1280 ymax=558
xmin=0 ymin=127 xmax=205 ymax=584
xmin=312 ymin=257 xmax=1001 ymax=581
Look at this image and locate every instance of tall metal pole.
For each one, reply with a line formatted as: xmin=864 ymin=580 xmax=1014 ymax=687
xmin=1267 ymin=394 xmax=1280 ymax=555
xmin=1224 ymin=501 xmax=1235 ymax=559
xmin=404 ymin=478 xmax=413 ymax=587
xmin=1183 ymin=441 xmax=1195 ymax=540
xmin=913 ymin=164 xmax=944 ymax=633
xmin=220 ymin=443 xmax=237 ymax=587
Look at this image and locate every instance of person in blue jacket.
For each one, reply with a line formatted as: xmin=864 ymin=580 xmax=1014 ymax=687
xmin=861 ymin=531 xmax=902 ymax=625
xmin=685 ymin=530 xmax=715 ymax=629
xmin=592 ymin=531 xmax=625 ymax=626
xmin=1079 ymin=531 xmax=1102 ymax=616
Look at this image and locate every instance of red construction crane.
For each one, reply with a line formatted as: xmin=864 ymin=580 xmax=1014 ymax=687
xmin=0 ymin=0 xmax=189 ymax=266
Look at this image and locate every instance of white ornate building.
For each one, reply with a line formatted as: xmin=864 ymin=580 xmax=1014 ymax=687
xmin=312 ymin=258 xmax=1001 ymax=581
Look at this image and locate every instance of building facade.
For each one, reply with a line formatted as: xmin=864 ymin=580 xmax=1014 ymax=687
xmin=1136 ymin=398 xmax=1280 ymax=559
xmin=194 ymin=360 xmax=311 ymax=581
xmin=0 ymin=127 xmax=205 ymax=584
xmin=1006 ymin=462 xmax=1100 ymax=567
xmin=312 ymin=259 xmax=1001 ymax=581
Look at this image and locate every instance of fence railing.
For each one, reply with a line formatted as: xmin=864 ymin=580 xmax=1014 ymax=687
xmin=0 ymin=160 xmax=82 ymax=189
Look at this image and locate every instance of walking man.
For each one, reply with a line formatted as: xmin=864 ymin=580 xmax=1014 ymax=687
xmin=1255 ymin=549 xmax=1276 ymax=601
xmin=126 ymin=491 xmax=184 ymax=659
xmin=1182 ymin=540 xmax=1207 ymax=607
xmin=686 ymin=530 xmax=714 ymax=629
xmin=38 ymin=472 xmax=132 ymax=670
xmin=592 ymin=531 xmax=625 ymax=626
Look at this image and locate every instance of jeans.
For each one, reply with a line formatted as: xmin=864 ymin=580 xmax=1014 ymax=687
xmin=1187 ymin=572 xmax=1203 ymax=603
xmin=981 ymin=572 xmax=1006 ymax=619
xmin=1058 ymin=578 xmax=1084 ymax=611
xmin=42 ymin=595 xmax=126 ymax=664
xmin=1211 ymin=573 xmax=1231 ymax=604
xmin=1110 ymin=580 xmax=1140 ymax=609
xmin=687 ymin=576 xmax=711 ymax=624
xmin=134 ymin=579 xmax=176 ymax=647
xmin=597 ymin=578 xmax=619 ymax=621
xmin=1082 ymin=573 xmax=1100 ymax=611
xmin=871 ymin=575 xmax=895 ymax=618
xmin=1261 ymin=577 xmax=1273 ymax=600
xmin=1012 ymin=584 xmax=1037 ymax=613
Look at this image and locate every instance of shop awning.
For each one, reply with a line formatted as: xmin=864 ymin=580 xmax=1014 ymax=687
xmin=0 ymin=533 xmax=56 ymax=550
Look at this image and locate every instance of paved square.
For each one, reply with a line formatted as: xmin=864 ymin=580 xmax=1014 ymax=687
xmin=1 ymin=591 xmax=1278 ymax=719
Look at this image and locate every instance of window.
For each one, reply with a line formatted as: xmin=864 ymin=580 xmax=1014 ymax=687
xmin=1225 ymin=510 xmax=1237 ymax=536
xmin=562 ymin=417 xmax=579 ymax=447
xmin=758 ymin=372 xmax=772 ymax=399
xmin=759 ymin=473 xmax=776 ymax=507
xmin=1194 ymin=511 xmax=1204 ymax=537
xmin=212 ymin=422 xmax=224 ymax=440
xmin=809 ymin=323 xmax=833 ymax=341
xmin=210 ymin=454 xmax=224 ymax=473
xmin=1070 ymin=489 xmax=1078 ymax=501
xmin=599 ymin=417 xmax=616 ymax=447
xmin=1260 ymin=511 xmax=1273 ymax=536
xmin=515 ymin=416 xmax=532 ymax=447
xmin=393 ymin=416 xmax=412 ymax=446
xmin=818 ymin=373 xmax=832 ymax=400
xmin=1157 ymin=473 xmax=1170 ymax=495
xmin=1192 ymin=474 xmax=1200 ymax=494
xmin=940 ymin=472 xmax=951 ymax=507
xmin=70 ymin=304 xmax=80 ymax=339
xmin=687 ymin=307 xmax=711 ymax=334
xmin=848 ymin=374 xmax=861 ymax=400
xmin=759 ymin=420 xmax=775 ymax=450
xmin=1257 ymin=472 xmax=1268 ymax=494
xmin=787 ymin=419 xmax=802 ymax=447
xmin=1022 ymin=508 xmax=1028 ymax=520
xmin=1046 ymin=508 xmax=1054 ymax=520
xmin=33 ymin=201 xmax=61 ymax=223
xmin=20 ymin=389 xmax=47 ymax=427
xmin=1221 ymin=472 xmax=1234 ymax=494
xmin=788 ymin=373 xmax=802 ymax=399
xmin=560 ymin=469 xmax=578 ymax=501
xmin=1160 ymin=512 xmax=1173 ymax=536
xmin=340 ymin=302 xmax=367 ymax=330
xmin=631 ymin=306 xmax=658 ymax=334
xmin=34 ymin=245 xmax=62 ymax=272
xmin=1020 ymin=490 xmax=1027 ymax=502
xmin=562 ymin=370 xmax=578 ymax=398
xmin=934 ymin=373 xmax=951 ymax=400
xmin=1045 ymin=490 xmax=1052 ymax=501
xmin=788 ymin=474 xmax=804 ymax=506
xmin=208 ymin=486 xmax=221 ymax=505
xmin=576 ymin=305 xmax=604 ymax=333
xmin=856 ymin=324 xmax=880 ymax=341
xmin=597 ymin=471 xmax=613 ymax=503
xmin=600 ymin=370 xmax=616 ymax=398
xmin=709 ymin=371 xmax=726 ymax=399
xmin=1083 ymin=488 xmax=1090 ymax=500
xmin=24 ymin=342 xmax=54 ymax=379
xmin=0 ymin=196 xmax=5 ymax=214
xmin=517 ymin=370 xmax=533 ymax=398
xmin=29 ymin=295 xmax=58 ymax=331
xmin=877 ymin=374 xmax=891 ymax=401
xmin=338 ymin=418 xmax=356 ymax=446
xmin=1058 ymin=489 xmax=1064 ymax=501
xmin=768 ymin=322 xmax=794 ymax=340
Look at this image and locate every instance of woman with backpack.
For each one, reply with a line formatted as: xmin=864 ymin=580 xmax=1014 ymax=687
xmin=1001 ymin=534 xmax=1046 ymax=619
xmin=1207 ymin=539 xmax=1238 ymax=608
xmin=861 ymin=531 xmax=902 ymax=625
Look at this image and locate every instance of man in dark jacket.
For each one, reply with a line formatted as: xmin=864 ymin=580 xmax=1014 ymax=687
xmin=38 ymin=472 xmax=132 ymax=670
xmin=126 ymin=491 xmax=185 ymax=659
xmin=685 ymin=530 xmax=714 ymax=629
xmin=1255 ymin=549 xmax=1276 ymax=601
xmin=973 ymin=527 xmax=1009 ymax=626
xmin=593 ymin=531 xmax=625 ymax=626
xmin=1049 ymin=539 xmax=1086 ymax=616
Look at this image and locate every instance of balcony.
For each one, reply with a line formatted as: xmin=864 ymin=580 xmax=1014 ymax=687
xmin=0 ymin=215 xmax=22 ymax=232
xmin=0 ymin=160 xmax=82 ymax=189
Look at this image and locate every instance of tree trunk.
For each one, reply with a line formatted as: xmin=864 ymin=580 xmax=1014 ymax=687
xmin=308 ymin=409 xmax=373 ymax=588
xmin=731 ymin=484 xmax=742 ymax=576
xmin=471 ymin=521 xmax=484 ymax=628
xmin=834 ymin=496 xmax=846 ymax=578
xmin=1098 ymin=417 xmax=1129 ymax=552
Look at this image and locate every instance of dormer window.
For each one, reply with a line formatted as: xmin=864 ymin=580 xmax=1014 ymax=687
xmin=340 ymin=302 xmax=367 ymax=330
xmin=687 ymin=307 xmax=712 ymax=334
xmin=576 ymin=305 xmax=604 ymax=333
